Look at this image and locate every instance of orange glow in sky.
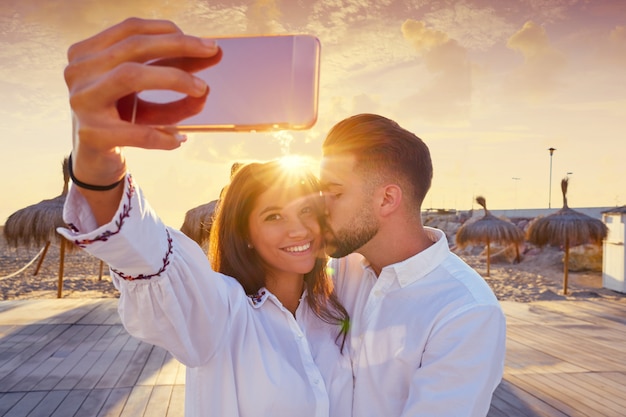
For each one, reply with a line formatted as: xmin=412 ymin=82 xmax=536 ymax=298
xmin=1 ymin=0 xmax=625 ymax=227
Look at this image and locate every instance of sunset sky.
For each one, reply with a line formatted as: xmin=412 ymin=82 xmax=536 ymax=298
xmin=1 ymin=0 xmax=625 ymax=227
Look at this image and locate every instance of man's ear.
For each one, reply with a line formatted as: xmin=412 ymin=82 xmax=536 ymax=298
xmin=378 ymin=184 xmax=402 ymax=217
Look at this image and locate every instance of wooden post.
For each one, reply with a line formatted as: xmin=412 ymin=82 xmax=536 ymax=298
xmin=34 ymin=241 xmax=51 ymax=276
xmin=99 ymin=260 xmax=104 ymax=280
xmin=57 ymin=239 xmax=66 ymax=298
xmin=486 ymin=238 xmax=491 ymax=277
xmin=563 ymin=239 xmax=569 ymax=295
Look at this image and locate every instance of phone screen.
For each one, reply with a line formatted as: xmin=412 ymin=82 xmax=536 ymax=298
xmin=131 ymin=34 xmax=320 ymax=132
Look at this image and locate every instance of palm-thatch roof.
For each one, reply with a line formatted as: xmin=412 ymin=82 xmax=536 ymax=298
xmin=2 ymin=156 xmax=105 ymax=298
xmin=3 ymin=157 xmax=73 ymax=250
xmin=456 ymin=196 xmax=524 ymax=276
xmin=179 ymin=162 xmax=243 ymax=252
xmin=180 ymin=199 xmax=218 ymax=250
xmin=526 ymin=178 xmax=608 ymax=294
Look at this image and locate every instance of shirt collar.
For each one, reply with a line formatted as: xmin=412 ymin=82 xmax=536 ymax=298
xmin=247 ymin=287 xmax=309 ymax=311
xmin=377 ymin=227 xmax=450 ymax=287
xmin=248 ymin=287 xmax=270 ymax=308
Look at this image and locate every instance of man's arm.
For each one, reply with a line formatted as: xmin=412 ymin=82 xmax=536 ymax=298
xmin=401 ymin=304 xmax=506 ymax=417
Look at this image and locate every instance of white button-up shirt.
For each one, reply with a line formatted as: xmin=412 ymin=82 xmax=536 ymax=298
xmin=329 ymin=227 xmax=506 ymax=417
xmin=57 ymin=176 xmax=352 ymax=417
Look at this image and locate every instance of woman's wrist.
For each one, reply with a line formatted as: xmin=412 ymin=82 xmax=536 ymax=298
xmin=68 ymin=153 xmax=125 ymax=191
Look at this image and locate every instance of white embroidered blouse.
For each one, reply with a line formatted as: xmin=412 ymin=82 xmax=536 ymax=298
xmin=57 ymin=176 xmax=352 ymax=417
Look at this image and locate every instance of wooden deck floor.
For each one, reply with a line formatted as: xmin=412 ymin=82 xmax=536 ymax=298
xmin=1 ymin=296 xmax=625 ymax=416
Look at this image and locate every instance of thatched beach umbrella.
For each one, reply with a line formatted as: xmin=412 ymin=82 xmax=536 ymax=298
xmin=526 ymin=178 xmax=608 ymax=294
xmin=180 ymin=199 xmax=218 ymax=251
xmin=456 ymin=196 xmax=524 ymax=277
xmin=180 ymin=162 xmax=243 ymax=252
xmin=3 ymin=156 xmax=103 ymax=297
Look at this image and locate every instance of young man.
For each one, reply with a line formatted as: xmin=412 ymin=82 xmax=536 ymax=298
xmin=320 ymin=114 xmax=506 ymax=417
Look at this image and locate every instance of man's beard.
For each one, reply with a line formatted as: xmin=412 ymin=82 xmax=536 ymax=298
xmin=325 ymin=207 xmax=378 ymax=258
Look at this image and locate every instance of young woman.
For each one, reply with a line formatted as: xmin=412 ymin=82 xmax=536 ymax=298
xmin=58 ymin=18 xmax=351 ymax=417
xmin=58 ymin=158 xmax=351 ymax=417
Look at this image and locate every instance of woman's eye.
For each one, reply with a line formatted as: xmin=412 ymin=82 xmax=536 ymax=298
xmin=301 ymin=206 xmax=313 ymax=215
xmin=264 ymin=213 xmax=281 ymax=221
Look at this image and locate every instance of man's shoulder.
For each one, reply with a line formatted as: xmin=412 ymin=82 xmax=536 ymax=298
xmin=328 ymin=253 xmax=368 ymax=283
xmin=329 ymin=253 xmax=365 ymax=267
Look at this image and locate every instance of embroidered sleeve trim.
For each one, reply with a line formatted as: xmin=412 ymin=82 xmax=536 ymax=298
xmin=112 ymin=229 xmax=174 ymax=281
xmin=67 ymin=176 xmax=135 ymax=247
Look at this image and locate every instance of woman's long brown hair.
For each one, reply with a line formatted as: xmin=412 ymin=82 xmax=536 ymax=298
xmin=208 ymin=160 xmax=349 ymax=350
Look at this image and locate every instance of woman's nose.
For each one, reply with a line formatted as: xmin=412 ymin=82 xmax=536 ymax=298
xmin=287 ymin=218 xmax=310 ymax=237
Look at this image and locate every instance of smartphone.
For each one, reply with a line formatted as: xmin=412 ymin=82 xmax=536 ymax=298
xmin=129 ymin=34 xmax=321 ymax=132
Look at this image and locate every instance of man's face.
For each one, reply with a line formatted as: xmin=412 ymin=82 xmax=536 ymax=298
xmin=320 ymin=154 xmax=379 ymax=258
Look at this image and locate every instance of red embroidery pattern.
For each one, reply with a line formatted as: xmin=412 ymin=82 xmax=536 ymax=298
xmin=248 ymin=289 xmax=267 ymax=305
xmin=112 ymin=229 xmax=174 ymax=281
xmin=68 ymin=176 xmax=135 ymax=247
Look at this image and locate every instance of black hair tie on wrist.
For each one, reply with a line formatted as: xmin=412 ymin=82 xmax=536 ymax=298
xmin=67 ymin=154 xmax=125 ymax=191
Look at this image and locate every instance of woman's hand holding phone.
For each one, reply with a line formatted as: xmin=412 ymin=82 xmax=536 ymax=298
xmin=63 ymin=17 xmax=219 ymax=224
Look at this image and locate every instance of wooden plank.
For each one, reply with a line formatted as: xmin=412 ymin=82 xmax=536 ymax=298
xmin=95 ymin=387 xmax=131 ymax=417
xmin=73 ymin=388 xmax=114 ymax=417
xmin=504 ymin=373 xmax=591 ymax=417
xmin=526 ymin=371 xmax=624 ymax=416
xmin=31 ymin=325 xmax=111 ymax=391
xmin=0 ymin=324 xmax=71 ymax=379
xmin=53 ymin=326 xmax=119 ymax=390
xmin=509 ymin=325 xmax=626 ymax=373
xmin=2 ymin=297 xmax=626 ymax=417
xmin=118 ymin=385 xmax=152 ymax=417
xmin=27 ymin=390 xmax=71 ymax=417
xmin=489 ymin=380 xmax=570 ymax=417
xmin=143 ymin=385 xmax=174 ymax=417
xmin=2 ymin=391 xmax=47 ymax=417
xmin=1 ymin=324 xmax=91 ymax=391
xmin=136 ymin=345 xmax=168 ymax=386
xmin=155 ymin=352 xmax=183 ymax=386
xmin=167 ymin=385 xmax=185 ymax=417
xmin=0 ymin=392 xmax=25 ymax=415
xmin=77 ymin=300 xmax=120 ymax=326
xmin=77 ymin=327 xmax=129 ymax=389
xmin=115 ymin=343 xmax=155 ymax=388
xmin=95 ymin=335 xmax=139 ymax=389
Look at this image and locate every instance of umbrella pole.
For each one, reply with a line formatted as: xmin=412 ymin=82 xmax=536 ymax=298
xmin=57 ymin=239 xmax=66 ymax=298
xmin=99 ymin=260 xmax=104 ymax=280
xmin=34 ymin=241 xmax=51 ymax=276
xmin=563 ymin=240 xmax=570 ymax=295
xmin=486 ymin=238 xmax=491 ymax=277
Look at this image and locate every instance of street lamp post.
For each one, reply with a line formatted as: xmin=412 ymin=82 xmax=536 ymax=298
xmin=548 ymin=147 xmax=556 ymax=209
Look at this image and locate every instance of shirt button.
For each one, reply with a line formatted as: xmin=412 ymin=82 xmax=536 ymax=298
xmin=297 ymin=333 xmax=304 ymax=339
xmin=374 ymin=290 xmax=382 ymax=297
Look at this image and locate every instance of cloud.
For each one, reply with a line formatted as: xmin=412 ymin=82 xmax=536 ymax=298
xmin=5 ymin=0 xmax=196 ymax=42
xmin=603 ymin=25 xmax=626 ymax=66
xmin=422 ymin=1 xmax=515 ymax=50
xmin=397 ymin=19 xmax=472 ymax=123
xmin=245 ymin=0 xmax=284 ymax=34
xmin=503 ymin=21 xmax=567 ymax=101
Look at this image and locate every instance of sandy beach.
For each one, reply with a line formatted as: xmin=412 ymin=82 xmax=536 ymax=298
xmin=1 ymin=225 xmax=624 ymax=303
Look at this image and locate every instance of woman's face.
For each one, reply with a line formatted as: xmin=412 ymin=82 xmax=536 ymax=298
xmin=248 ymin=184 xmax=322 ymax=280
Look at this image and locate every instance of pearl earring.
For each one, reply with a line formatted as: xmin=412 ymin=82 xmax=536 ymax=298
xmin=247 ymin=243 xmax=253 ymax=249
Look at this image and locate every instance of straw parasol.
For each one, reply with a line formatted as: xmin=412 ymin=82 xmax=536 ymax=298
xmin=526 ymin=178 xmax=608 ymax=294
xmin=180 ymin=199 xmax=218 ymax=251
xmin=180 ymin=162 xmax=243 ymax=252
xmin=455 ymin=196 xmax=524 ymax=277
xmin=3 ymin=156 xmax=104 ymax=297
